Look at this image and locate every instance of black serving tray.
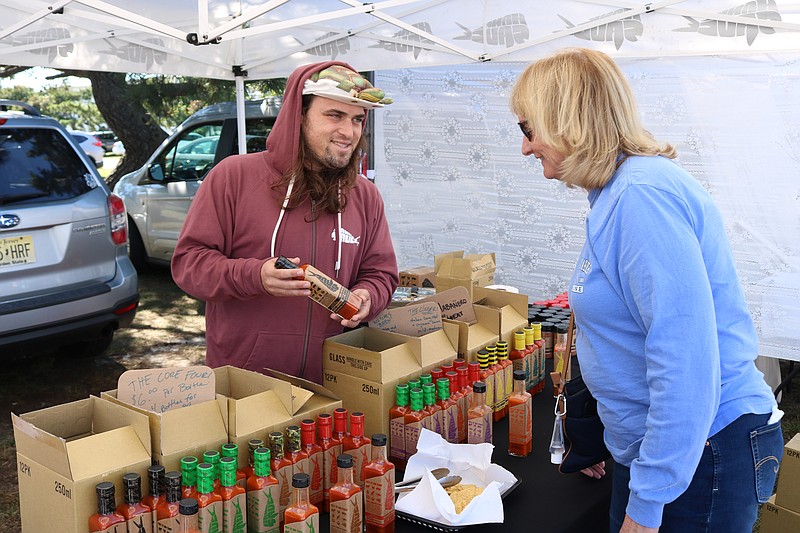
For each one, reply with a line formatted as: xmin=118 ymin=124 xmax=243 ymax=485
xmin=395 ymin=477 xmax=521 ymax=532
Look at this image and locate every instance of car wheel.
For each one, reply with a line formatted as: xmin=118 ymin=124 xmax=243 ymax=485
xmin=128 ymin=220 xmax=149 ymax=272
xmin=62 ymin=331 xmax=114 ymax=358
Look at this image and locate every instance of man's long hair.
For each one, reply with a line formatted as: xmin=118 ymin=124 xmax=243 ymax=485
xmin=272 ymin=95 xmax=367 ymax=219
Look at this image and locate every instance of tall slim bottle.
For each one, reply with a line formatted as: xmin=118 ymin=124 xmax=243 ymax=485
xmin=333 ymin=408 xmax=349 ymax=442
xmin=553 ymin=325 xmax=570 ymax=382
xmin=117 ymin=472 xmax=152 ymax=533
xmin=436 ymin=377 xmax=458 ymax=444
xmin=284 ymin=473 xmax=319 ymax=533
xmin=508 ymin=369 xmax=533 ymax=457
xmin=532 ymin=322 xmax=545 ymax=393
xmin=317 ymin=413 xmax=340 ymax=512
xmin=300 ymin=419 xmax=324 ymax=507
xmin=203 ymin=450 xmax=222 ymax=491
xmin=218 ymin=456 xmax=247 ymax=533
xmin=181 ymin=456 xmax=200 ymax=500
xmin=364 ymin=434 xmax=395 ymax=533
xmin=246 ymin=447 xmax=280 ymax=533
xmin=389 ymin=383 xmax=409 ymax=471
xmin=421 ymin=382 xmax=441 ymax=436
xmin=404 ymin=388 xmax=425 ymax=457
xmin=177 ymin=498 xmax=201 ymax=533
xmin=467 ymin=381 xmax=493 ymax=445
xmin=509 ymin=331 xmax=531 ymax=396
xmin=476 ymin=350 xmax=495 ymax=426
xmin=286 ymin=425 xmax=310 ymax=477
xmin=142 ymin=465 xmax=165 ymax=532
xmin=196 ymin=462 xmax=223 ymax=533
xmin=329 ymin=454 xmax=362 ymax=533
xmin=445 ymin=371 xmax=466 ymax=443
xmin=343 ymin=411 xmax=370 ymax=489
xmin=522 ymin=326 xmax=536 ymax=393
xmin=268 ymin=431 xmax=293 ymax=524
xmin=243 ymin=438 xmax=264 ymax=481
xmin=89 ymin=481 xmax=125 ymax=533
xmin=221 ymin=443 xmax=248 ymax=489
xmin=156 ymin=471 xmax=182 ymax=532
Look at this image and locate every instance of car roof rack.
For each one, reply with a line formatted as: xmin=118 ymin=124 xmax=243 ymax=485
xmin=0 ymin=99 xmax=41 ymax=116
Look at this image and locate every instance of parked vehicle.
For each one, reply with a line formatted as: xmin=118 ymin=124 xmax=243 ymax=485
xmin=113 ymin=97 xmax=282 ymax=269
xmin=71 ymin=131 xmax=105 ymax=168
xmin=91 ymin=130 xmax=118 ymax=152
xmin=0 ymin=100 xmax=139 ymax=358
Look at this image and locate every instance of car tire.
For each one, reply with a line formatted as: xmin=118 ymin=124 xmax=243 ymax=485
xmin=62 ymin=331 xmax=114 ymax=358
xmin=128 ymin=221 xmax=149 ymax=272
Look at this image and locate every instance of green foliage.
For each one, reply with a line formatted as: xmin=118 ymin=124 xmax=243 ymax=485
xmin=0 ymin=83 xmax=104 ymax=130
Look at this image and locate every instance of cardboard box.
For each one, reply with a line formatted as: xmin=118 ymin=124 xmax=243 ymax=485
xmin=434 ymin=251 xmax=496 ymax=299
xmin=444 ymin=304 xmax=500 ymax=361
xmin=473 ymin=286 xmax=530 ymax=347
xmin=13 ymin=396 xmax=152 ymax=533
xmin=761 ymin=497 xmax=800 ymax=533
xmin=399 ymin=266 xmax=435 ymax=288
xmin=775 ymin=433 xmax=800 ymax=513
xmin=322 ymin=324 xmax=458 ymax=438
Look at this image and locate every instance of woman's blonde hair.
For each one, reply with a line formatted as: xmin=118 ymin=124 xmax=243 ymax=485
xmin=510 ymin=47 xmax=676 ymax=189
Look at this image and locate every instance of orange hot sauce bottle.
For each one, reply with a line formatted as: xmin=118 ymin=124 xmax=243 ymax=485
xmin=177 ymin=498 xmax=202 ymax=533
xmin=329 ymin=454 xmax=363 ymax=533
xmin=421 ymin=382 xmax=440 ymax=436
xmin=510 ymin=331 xmax=531 ymax=396
xmin=141 ymin=465 xmax=165 ymax=532
xmin=446 ymin=371 xmax=467 ymax=443
xmin=333 ymin=407 xmax=349 ymax=443
xmin=284 ymin=473 xmax=320 ymax=533
xmin=217 ymin=456 xmax=247 ymax=532
xmin=466 ymin=362 xmax=480 ymax=410
xmin=246 ymin=447 xmax=280 ymax=533
xmin=300 ymin=419 xmax=324 ymax=507
xmin=117 ymin=473 xmax=152 ymax=533
xmin=274 ymin=256 xmax=360 ymax=320
xmin=268 ymin=431 xmax=294 ymax=526
xmin=203 ymin=449 xmax=222 ymax=492
xmin=389 ymin=383 xmax=410 ymax=471
xmin=364 ymin=434 xmax=395 ymax=533
xmin=476 ymin=350 xmax=495 ymax=424
xmin=156 ymin=471 xmax=183 ymax=532
xmin=243 ymin=438 xmax=265 ymax=481
xmin=467 ymin=381 xmax=493 ymax=444
xmin=316 ymin=413 xmax=340 ymax=513
xmin=508 ymin=369 xmax=533 ymax=457
xmin=89 ymin=481 xmax=125 ymax=532
xmin=532 ymin=322 xmax=545 ymax=393
xmin=404 ymin=388 xmax=426 ymax=456
xmin=436 ymin=377 xmax=458 ymax=443
xmin=221 ymin=443 xmax=248 ymax=489
xmin=196 ymin=462 xmax=223 ymax=533
xmin=343 ymin=411 xmax=371 ymax=489
xmin=286 ymin=425 xmax=310 ymax=478
xmin=522 ymin=326 xmax=536 ymax=394
xmin=181 ymin=456 xmax=200 ymax=500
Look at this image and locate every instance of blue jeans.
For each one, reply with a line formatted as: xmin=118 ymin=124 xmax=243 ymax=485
xmin=610 ymin=412 xmax=783 ymax=532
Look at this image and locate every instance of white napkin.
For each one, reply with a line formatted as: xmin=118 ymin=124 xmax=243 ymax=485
xmin=395 ymin=429 xmax=518 ymax=526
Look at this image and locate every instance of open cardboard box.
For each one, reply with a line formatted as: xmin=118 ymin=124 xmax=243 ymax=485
xmin=775 ymin=432 xmax=800 ymax=513
xmin=761 ymin=495 xmax=800 ymax=533
xmin=399 ymin=265 xmax=435 ymax=288
xmin=434 ymin=251 xmax=496 ymax=299
xmin=322 ymin=324 xmax=458 ymax=439
xmin=13 ymin=396 xmax=152 ymax=533
xmin=473 ymin=286 xmax=530 ymax=347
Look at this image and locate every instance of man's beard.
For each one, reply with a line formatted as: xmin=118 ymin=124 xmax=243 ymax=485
xmin=305 ymin=139 xmax=354 ymax=171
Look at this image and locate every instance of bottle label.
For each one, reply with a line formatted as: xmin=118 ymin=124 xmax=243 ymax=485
xmin=484 ymin=375 xmax=495 ymax=414
xmin=513 ymin=357 xmax=531 ymax=391
xmin=223 ymin=492 xmax=247 ymax=533
xmin=459 ymin=396 xmax=468 ymax=443
xmin=405 ymin=420 xmax=422 ymax=455
xmin=390 ymin=416 xmax=406 ymax=460
xmin=493 ymin=371 xmax=505 ymax=412
xmin=504 ymin=366 xmax=513 ymax=401
xmin=323 ymin=444 xmax=342 ymax=496
xmin=365 ymin=469 xmax=395 ymax=527
xmin=284 ymin=513 xmax=319 ymax=533
xmin=348 ymin=444 xmax=370 ymax=487
xmin=467 ymin=411 xmax=492 ymax=444
xmin=199 ymin=500 xmax=223 ymax=533
xmin=246 ymin=483 xmax=280 ymax=533
xmin=330 ymin=493 xmax=363 ymax=533
xmin=276 ymin=464 xmax=293 ymax=514
xmin=307 ymin=450 xmax=324 ymax=505
xmin=444 ymin=405 xmax=459 ymax=443
xmin=293 ymin=457 xmax=310 ymax=477
xmin=305 ymin=264 xmax=354 ymax=316
xmin=96 ymin=523 xmax=125 ymax=533
xmin=509 ymin=397 xmax=533 ymax=445
xmin=126 ymin=514 xmax=153 ymax=533
xmin=157 ymin=516 xmax=180 ymax=533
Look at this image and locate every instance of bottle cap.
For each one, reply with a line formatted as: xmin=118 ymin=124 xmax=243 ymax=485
xmin=254 ymin=446 xmax=271 ymax=462
xmin=292 ymin=473 xmax=311 ymax=488
xmin=96 ymin=481 xmax=114 ymax=496
xmin=472 ymin=381 xmax=486 ymax=393
xmin=371 ymin=433 xmax=387 ymax=446
xmin=122 ymin=472 xmax=140 ymax=487
xmin=337 ymin=453 xmax=354 ymax=468
xmin=513 ymin=369 xmax=526 ymax=381
xmin=179 ymin=497 xmax=199 ymax=515
xmin=221 ymin=443 xmax=238 ymax=458
xmin=220 ymin=456 xmax=236 ymax=471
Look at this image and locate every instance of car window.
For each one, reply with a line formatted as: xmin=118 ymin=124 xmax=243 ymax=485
xmin=235 ymin=119 xmax=272 ymax=154
xmin=159 ymin=123 xmax=223 ymax=182
xmin=0 ymin=128 xmax=95 ymax=206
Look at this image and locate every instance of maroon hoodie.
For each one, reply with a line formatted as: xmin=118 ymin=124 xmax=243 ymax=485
xmin=171 ymin=61 xmax=398 ymax=383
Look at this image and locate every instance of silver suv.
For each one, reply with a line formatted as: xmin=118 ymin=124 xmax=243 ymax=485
xmin=114 ymin=98 xmax=282 ymax=269
xmin=0 ymin=100 xmax=139 ymax=357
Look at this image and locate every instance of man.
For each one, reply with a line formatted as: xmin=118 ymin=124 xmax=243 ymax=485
xmin=171 ymin=61 xmax=398 ymax=383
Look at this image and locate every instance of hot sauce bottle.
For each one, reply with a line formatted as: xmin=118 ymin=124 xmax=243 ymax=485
xmin=246 ymin=447 xmax=280 ymax=533
xmin=196 ymin=462 xmax=223 ymax=533
xmin=389 ymin=383 xmax=409 ymax=471
xmin=317 ymin=413 xmax=340 ymax=513
xmin=203 ymin=449 xmax=222 ymax=491
xmin=286 ymin=425 xmax=310 ymax=478
xmin=508 ymin=369 xmax=533 ymax=457
xmin=156 ymin=471 xmax=182 ymax=532
xmin=275 ymin=256 xmax=360 ymax=320
xmin=532 ymin=322 xmax=545 ymax=393
xmin=218 ymin=456 xmax=247 ymax=533
xmin=436 ymin=377 xmax=458 ymax=444
xmin=118 ymin=473 xmax=153 ymax=533
xmin=178 ymin=498 xmax=201 ymax=533
xmin=364 ymin=434 xmax=395 ymax=533
xmin=244 ymin=438 xmax=265 ymax=481
xmin=477 ymin=350 xmax=495 ymax=425
xmin=466 ymin=362 xmax=480 ymax=409
xmin=487 ymin=344 xmax=505 ymax=422
xmin=343 ymin=411 xmax=370 ymax=489
xmin=300 ymin=419 xmax=324 ymax=507
xmin=329 ymin=454 xmax=363 ymax=533
xmin=142 ymin=465 xmax=165 ymax=532
xmin=89 ymin=481 xmax=125 ymax=533
xmin=510 ymin=331 xmax=531 ymax=397
xmin=181 ymin=456 xmax=200 ymax=500
xmin=284 ymin=473 xmax=320 ymax=533
xmin=445 ymin=371 xmax=466 ymax=443
xmin=333 ymin=407 xmax=349 ymax=443
xmin=554 ymin=325 xmax=570 ymax=382
xmin=421 ymin=382 xmax=441 ymax=436
xmin=467 ymin=381 xmax=493 ymax=445
xmin=268 ymin=431 xmax=294 ymax=525
xmin=221 ymin=443 xmax=247 ymax=489
xmin=498 ymin=340 xmax=514 ymax=420
xmin=522 ymin=326 xmax=536 ymax=394
xmin=404 ymin=388 xmax=425 ymax=457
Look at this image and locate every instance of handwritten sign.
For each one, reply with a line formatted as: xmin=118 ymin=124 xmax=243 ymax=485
xmin=117 ymin=365 xmax=216 ymax=414
xmin=369 ymin=302 xmax=443 ymax=336
xmin=411 ymin=286 xmax=477 ymax=324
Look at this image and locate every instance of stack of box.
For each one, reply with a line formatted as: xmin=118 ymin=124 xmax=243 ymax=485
xmin=761 ymin=433 xmax=800 ymax=532
xmin=399 ymin=265 xmax=435 ymax=288
xmin=434 ymin=251 xmax=495 ymax=298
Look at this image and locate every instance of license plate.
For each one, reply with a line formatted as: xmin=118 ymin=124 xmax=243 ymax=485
xmin=0 ymin=235 xmax=36 ymax=267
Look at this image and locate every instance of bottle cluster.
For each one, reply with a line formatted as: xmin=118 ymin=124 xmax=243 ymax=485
xmin=90 ymin=412 xmax=395 ymax=533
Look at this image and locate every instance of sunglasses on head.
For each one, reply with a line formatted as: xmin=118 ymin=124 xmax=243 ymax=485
xmin=518 ymin=121 xmax=534 ymax=142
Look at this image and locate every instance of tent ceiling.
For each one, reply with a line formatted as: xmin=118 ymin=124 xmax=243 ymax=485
xmin=1 ymin=0 xmax=799 ymax=81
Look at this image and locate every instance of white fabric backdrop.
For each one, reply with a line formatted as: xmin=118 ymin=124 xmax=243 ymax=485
xmin=373 ymin=53 xmax=800 ymax=361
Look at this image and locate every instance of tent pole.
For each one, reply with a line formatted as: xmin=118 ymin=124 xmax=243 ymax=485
xmin=234 ymin=68 xmax=247 ymax=155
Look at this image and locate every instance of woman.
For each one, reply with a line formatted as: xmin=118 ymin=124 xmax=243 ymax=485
xmin=510 ymin=47 xmax=783 ymax=532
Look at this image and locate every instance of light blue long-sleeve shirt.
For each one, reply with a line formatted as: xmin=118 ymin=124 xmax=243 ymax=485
xmin=568 ymin=155 xmax=776 ymax=528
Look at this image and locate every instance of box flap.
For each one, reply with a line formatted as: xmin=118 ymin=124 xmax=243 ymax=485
xmin=389 ymin=324 xmax=459 ymax=368
xmin=214 ymin=366 xmax=295 ymax=414
xmin=225 ymin=389 xmax=291 ymax=435
xmin=92 ymin=395 xmax=152 ymax=456
xmin=269 ymin=369 xmax=341 ymax=402
xmin=435 ymin=251 xmax=496 ymax=279
xmin=66 ymin=426 xmax=151 ymax=480
xmin=473 ymin=286 xmax=529 ymax=317
xmin=323 ymin=328 xmax=421 ymax=382
xmin=158 ymin=399 xmax=227 ymax=456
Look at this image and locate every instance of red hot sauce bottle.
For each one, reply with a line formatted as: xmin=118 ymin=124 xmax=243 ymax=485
xmin=246 ymin=447 xmax=280 ymax=533
xmin=117 ymin=473 xmax=153 ymax=533
xmin=274 ymin=256 xmax=360 ymax=320
xmin=343 ymin=411 xmax=371 ymax=489
xmin=284 ymin=473 xmax=320 ymax=533
xmin=508 ymin=369 xmax=533 ymax=457
xmin=217 ymin=456 xmax=247 ymax=533
xmin=286 ymin=425 xmax=310 ymax=478
xmin=467 ymin=381 xmax=493 ymax=444
xmin=142 ymin=465 xmax=165 ymax=532
xmin=388 ymin=383 xmax=410 ymax=471
xmin=300 ymin=419 xmax=324 ymax=507
xmin=329 ymin=454 xmax=363 ymax=533
xmin=221 ymin=443 xmax=248 ymax=489
xmin=89 ymin=481 xmax=125 ymax=533
xmin=156 ymin=471 xmax=183 ymax=532
xmin=364 ymin=434 xmax=395 ymax=533
xmin=317 ymin=413 xmax=341 ymax=513
xmin=196 ymin=462 xmax=223 ymax=533
xmin=268 ymin=431 xmax=294 ymax=527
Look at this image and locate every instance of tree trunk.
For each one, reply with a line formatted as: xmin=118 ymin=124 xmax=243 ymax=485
xmin=86 ymin=71 xmax=167 ymax=188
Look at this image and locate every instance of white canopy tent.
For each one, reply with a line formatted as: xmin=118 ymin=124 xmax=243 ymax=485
xmin=2 ymin=0 xmax=799 ymax=362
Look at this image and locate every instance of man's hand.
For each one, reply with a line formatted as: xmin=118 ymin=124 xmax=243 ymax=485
xmin=332 ymin=288 xmax=371 ymax=328
xmin=260 ymin=257 xmax=311 ymax=297
xmin=580 ymin=461 xmax=606 ymax=479
xmin=620 ymin=514 xmax=658 ymax=533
